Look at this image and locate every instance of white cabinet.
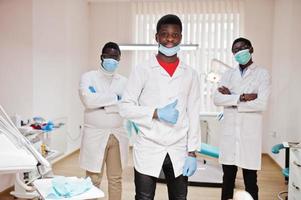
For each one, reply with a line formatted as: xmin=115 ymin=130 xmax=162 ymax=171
xmin=22 ymin=127 xmax=67 ymax=183
xmin=24 ymin=126 xmax=67 ymax=163
xmin=43 ymin=127 xmax=67 ymax=163
xmin=289 ymin=147 xmax=301 ymax=200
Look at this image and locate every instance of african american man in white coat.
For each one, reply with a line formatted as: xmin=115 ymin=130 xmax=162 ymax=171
xmin=79 ymin=42 xmax=128 ymax=200
xmin=214 ymin=37 xmax=270 ymax=200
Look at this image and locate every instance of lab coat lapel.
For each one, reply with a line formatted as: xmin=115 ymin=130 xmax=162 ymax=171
xmin=171 ymin=60 xmax=185 ymax=80
xmin=151 ymin=55 xmax=171 ymax=77
xmin=151 ymin=55 xmax=185 ymax=79
xmin=241 ymin=63 xmax=257 ymax=79
xmin=158 ymin=66 xmax=171 ymax=77
xmin=97 ymin=70 xmax=119 ymax=91
xmin=109 ymin=75 xmax=121 ymax=92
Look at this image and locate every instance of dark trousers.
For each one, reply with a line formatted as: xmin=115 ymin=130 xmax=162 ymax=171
xmin=221 ymin=164 xmax=258 ymax=200
xmin=134 ymin=154 xmax=188 ymax=200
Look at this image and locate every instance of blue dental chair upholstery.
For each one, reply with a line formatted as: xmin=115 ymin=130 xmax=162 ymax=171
xmin=271 ymin=143 xmax=289 ymax=200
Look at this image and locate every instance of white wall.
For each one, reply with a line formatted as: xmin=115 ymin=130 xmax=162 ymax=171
xmin=64 ymin=0 xmax=90 ymax=152
xmin=32 ymin=0 xmax=89 ymax=153
xmin=266 ymin=0 xmax=301 ymax=167
xmin=0 ymin=0 xmax=33 ymax=192
xmin=0 ymin=0 xmax=33 ymax=117
xmin=243 ymin=0 xmax=274 ymax=70
xmin=88 ymin=1 xmax=133 ymax=77
xmin=242 ymin=0 xmax=275 ymax=155
xmin=241 ymin=0 xmax=275 ymax=157
xmin=0 ymin=0 xmax=89 ymax=192
xmin=241 ymin=0 xmax=301 ymax=167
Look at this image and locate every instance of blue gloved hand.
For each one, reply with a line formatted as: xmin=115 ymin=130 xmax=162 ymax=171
xmin=182 ymin=156 xmax=197 ymax=177
xmin=88 ymin=86 xmax=96 ymax=93
xmin=157 ymin=100 xmax=179 ymax=124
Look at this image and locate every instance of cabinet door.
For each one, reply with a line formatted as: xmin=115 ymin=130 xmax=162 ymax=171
xmin=289 ymin=148 xmax=301 ymax=200
xmin=47 ymin=127 xmax=67 ymax=154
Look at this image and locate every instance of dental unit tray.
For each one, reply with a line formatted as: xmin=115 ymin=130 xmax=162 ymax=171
xmin=0 ymin=105 xmax=105 ymax=199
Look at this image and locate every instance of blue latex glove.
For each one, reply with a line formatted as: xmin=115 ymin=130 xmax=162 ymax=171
xmin=42 ymin=121 xmax=54 ymax=132
xmin=89 ymin=86 xmax=96 ymax=93
xmin=157 ymin=100 xmax=179 ymax=124
xmin=182 ymin=156 xmax=197 ymax=177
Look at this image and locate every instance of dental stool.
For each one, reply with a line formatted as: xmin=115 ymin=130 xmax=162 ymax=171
xmin=271 ymin=143 xmax=289 ymax=200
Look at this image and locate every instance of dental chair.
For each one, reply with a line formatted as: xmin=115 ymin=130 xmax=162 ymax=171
xmin=129 ymin=113 xmax=223 ymax=187
xmin=190 ymin=142 xmax=222 ymax=187
xmin=0 ymin=105 xmax=104 ymax=200
xmin=271 ymin=143 xmax=289 ymax=200
xmin=158 ymin=142 xmax=222 ymax=187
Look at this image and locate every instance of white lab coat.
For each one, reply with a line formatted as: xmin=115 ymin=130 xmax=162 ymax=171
xmin=119 ymin=55 xmax=201 ymax=178
xmin=79 ymin=69 xmax=129 ymax=173
xmin=214 ymin=63 xmax=270 ymax=170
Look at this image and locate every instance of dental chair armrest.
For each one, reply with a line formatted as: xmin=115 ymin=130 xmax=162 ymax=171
xmin=271 ymin=143 xmax=285 ymax=154
xmin=282 ymin=167 xmax=289 ymax=178
xmin=198 ymin=143 xmax=219 ymax=159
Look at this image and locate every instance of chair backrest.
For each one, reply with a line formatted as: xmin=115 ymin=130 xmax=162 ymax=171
xmin=271 ymin=143 xmax=285 ymax=154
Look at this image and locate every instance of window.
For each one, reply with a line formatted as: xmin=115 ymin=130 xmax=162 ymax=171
xmin=130 ymin=0 xmax=242 ymax=112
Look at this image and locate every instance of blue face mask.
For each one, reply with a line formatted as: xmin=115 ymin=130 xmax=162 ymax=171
xmin=158 ymin=44 xmax=180 ymax=57
xmin=234 ymin=49 xmax=251 ymax=65
xmin=102 ymin=58 xmax=119 ymax=72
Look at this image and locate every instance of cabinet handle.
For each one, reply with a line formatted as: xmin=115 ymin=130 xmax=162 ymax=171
xmin=292 ymin=182 xmax=300 ymax=190
xmin=293 ymin=161 xmax=301 ymax=167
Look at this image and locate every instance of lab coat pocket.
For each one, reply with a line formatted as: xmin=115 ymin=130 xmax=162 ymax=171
xmin=241 ymin=113 xmax=262 ymax=139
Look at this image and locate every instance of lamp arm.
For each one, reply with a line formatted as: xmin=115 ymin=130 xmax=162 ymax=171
xmin=211 ymin=58 xmax=232 ymax=70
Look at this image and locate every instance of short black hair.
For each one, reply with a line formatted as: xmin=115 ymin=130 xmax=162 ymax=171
xmin=102 ymin=42 xmax=121 ymax=55
xmin=156 ymin=14 xmax=182 ymax=33
xmin=232 ymin=37 xmax=252 ymax=48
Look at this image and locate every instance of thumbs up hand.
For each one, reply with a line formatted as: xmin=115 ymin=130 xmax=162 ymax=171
xmin=157 ymin=100 xmax=179 ymax=125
